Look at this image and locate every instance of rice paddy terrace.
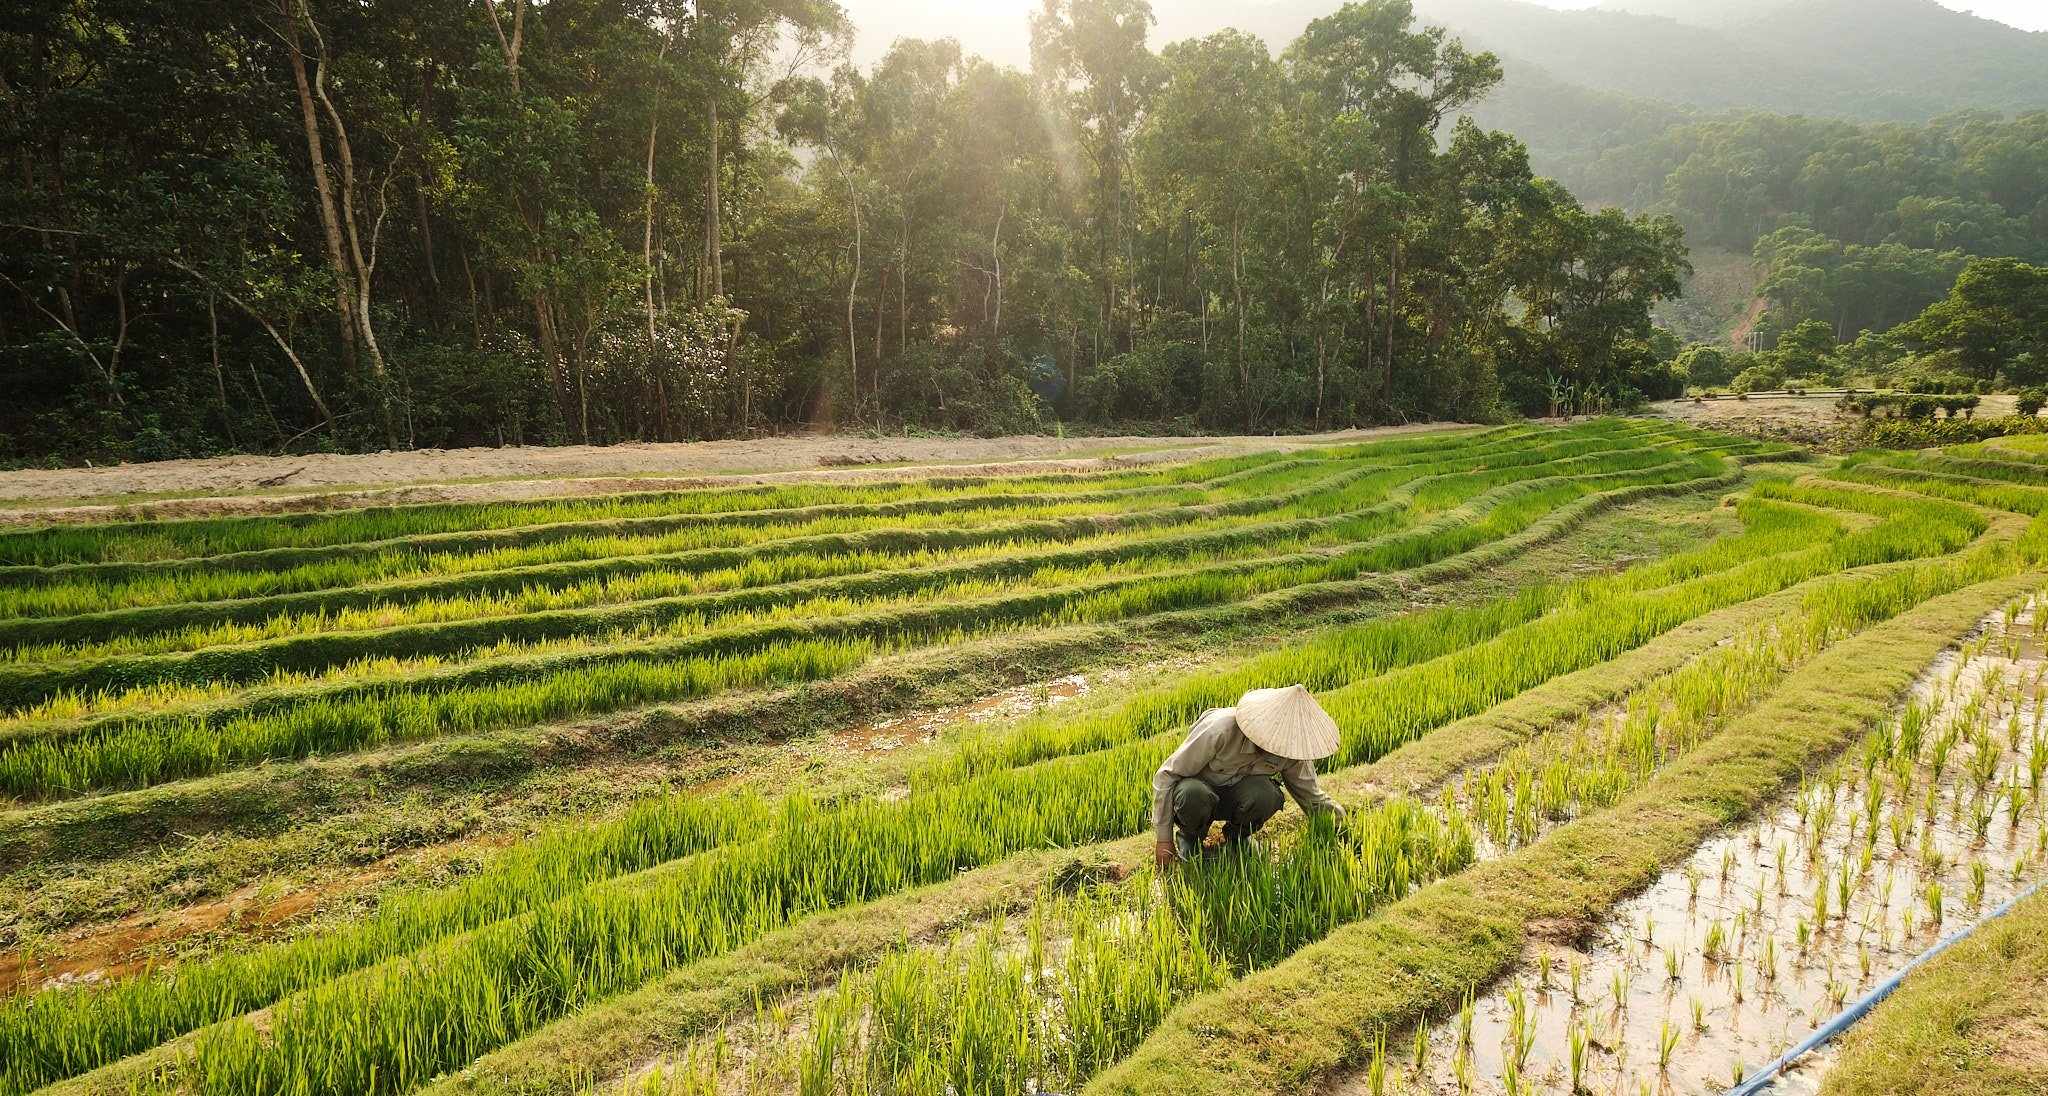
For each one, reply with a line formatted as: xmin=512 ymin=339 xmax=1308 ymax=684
xmin=4 ymin=419 xmax=2047 ymax=1096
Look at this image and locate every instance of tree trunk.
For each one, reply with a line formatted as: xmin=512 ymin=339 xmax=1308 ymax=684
xmin=846 ymin=179 xmax=861 ymax=423
xmin=704 ymin=97 xmax=723 ymax=301
xmin=482 ymin=0 xmax=525 ymax=93
xmin=1383 ymin=242 xmax=1400 ymax=404
xmin=206 ymin=292 xmax=239 ymax=446
xmin=899 ymin=212 xmax=908 ymax=357
xmin=414 ymin=183 xmax=439 ymax=296
xmin=109 ymin=268 xmax=130 ymax=399
xmin=644 ymin=92 xmax=661 ymax=344
xmin=990 ymin=202 xmax=1005 ymax=350
xmin=1232 ymin=211 xmax=1251 ymax=431
xmin=281 ymin=1 xmax=356 ymax=370
xmin=168 ymin=259 xmax=333 ymax=421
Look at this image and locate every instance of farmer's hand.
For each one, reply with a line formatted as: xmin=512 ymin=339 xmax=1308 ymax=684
xmin=1155 ymin=840 xmax=1177 ymax=869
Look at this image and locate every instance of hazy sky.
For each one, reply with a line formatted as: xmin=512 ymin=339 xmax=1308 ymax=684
xmin=834 ymin=0 xmax=2047 ymax=67
xmin=1528 ymin=0 xmax=2048 ymax=28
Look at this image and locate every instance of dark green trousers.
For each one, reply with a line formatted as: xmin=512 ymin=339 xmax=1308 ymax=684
xmin=1171 ymin=774 xmax=1284 ymax=846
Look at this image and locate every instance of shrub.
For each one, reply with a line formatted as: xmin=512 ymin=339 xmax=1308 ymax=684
xmin=1854 ymin=415 xmax=2048 ymax=450
xmin=1677 ymin=345 xmax=1736 ymax=389
xmin=1731 ymin=364 xmax=1785 ymax=394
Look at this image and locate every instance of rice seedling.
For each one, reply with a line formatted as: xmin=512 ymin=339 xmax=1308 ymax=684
xmin=3 ymin=453 xmax=1754 ymax=796
xmin=1568 ymin=1020 xmax=1590 ymax=1093
xmin=776 ymin=799 xmax=1468 ymax=1096
xmin=13 ymin=423 xmax=2034 ymax=1096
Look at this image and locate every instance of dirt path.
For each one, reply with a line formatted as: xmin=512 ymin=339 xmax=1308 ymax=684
xmin=0 ymin=425 xmax=1463 ymax=526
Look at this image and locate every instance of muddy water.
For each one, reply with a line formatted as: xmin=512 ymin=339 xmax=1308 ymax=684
xmin=1325 ymin=600 xmax=2048 ymax=1096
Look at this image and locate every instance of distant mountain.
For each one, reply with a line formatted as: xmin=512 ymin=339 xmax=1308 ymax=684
xmin=1593 ymin=0 xmax=1791 ymax=28
xmin=1409 ymin=0 xmax=2048 ymax=121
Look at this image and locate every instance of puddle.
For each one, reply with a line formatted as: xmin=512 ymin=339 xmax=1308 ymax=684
xmin=1323 ymin=597 xmax=2048 ymax=1096
xmin=834 ymin=673 xmax=1095 ymax=754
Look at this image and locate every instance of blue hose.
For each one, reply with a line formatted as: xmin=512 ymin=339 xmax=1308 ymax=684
xmin=1725 ymin=876 xmax=2046 ymax=1096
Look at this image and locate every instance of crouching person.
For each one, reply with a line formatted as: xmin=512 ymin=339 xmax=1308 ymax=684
xmin=1151 ymin=684 xmax=1347 ymax=868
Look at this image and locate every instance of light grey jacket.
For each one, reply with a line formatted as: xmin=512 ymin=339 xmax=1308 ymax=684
xmin=1150 ymin=706 xmax=1345 ymax=844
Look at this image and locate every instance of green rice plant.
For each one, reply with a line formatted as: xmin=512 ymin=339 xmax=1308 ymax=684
xmin=0 ymin=789 xmax=777 ymax=1094
xmin=1659 ymin=1020 xmax=1680 ymax=1071
xmin=1 ymin=446 xmax=1732 ymax=733
xmin=9 ymin=444 xmax=1483 ymax=648
xmin=1567 ymin=1020 xmax=1590 ymax=1093
xmin=4 ymin=444 xmax=1417 ymax=618
xmin=0 ymin=639 xmax=874 ymax=798
xmin=0 ymin=450 xmax=1322 ymax=568
xmin=2 ymin=428 xmax=1568 ymax=603
xmin=0 ymin=479 xmax=1859 ymax=1096
xmin=780 ymin=798 xmax=1465 ymax=1096
xmin=12 ymin=436 xmax=2006 ymax=1093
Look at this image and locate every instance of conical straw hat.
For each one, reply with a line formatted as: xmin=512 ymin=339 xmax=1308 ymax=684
xmin=1234 ymin=684 xmax=1340 ymax=761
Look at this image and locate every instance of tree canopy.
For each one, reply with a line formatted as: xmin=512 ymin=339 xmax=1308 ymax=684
xmin=1 ymin=0 xmax=1690 ymax=464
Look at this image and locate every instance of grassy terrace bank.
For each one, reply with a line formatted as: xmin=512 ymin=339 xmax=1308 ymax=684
xmin=1086 ymin=569 xmax=2044 ymax=1094
xmin=413 ymin=469 xmax=2028 ymax=1095
xmin=1070 ymin=453 xmax=2048 ymax=1094
xmin=0 ymin=439 xmax=1965 ymax=1096
xmin=0 ymin=426 xmax=1753 ymax=815
xmin=33 ymin=421 xmax=2004 ymax=1096
xmin=1820 ymin=888 xmax=2048 ymax=1096
xmin=0 ymin=422 xmax=1779 ymax=1091
xmin=0 ymin=465 xmax=1748 ymax=883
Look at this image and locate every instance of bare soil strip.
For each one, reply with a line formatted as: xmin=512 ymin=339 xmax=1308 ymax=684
xmin=0 ymin=427 xmax=1462 ymax=523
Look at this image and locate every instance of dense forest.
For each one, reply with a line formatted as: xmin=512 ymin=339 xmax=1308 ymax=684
xmin=1565 ymin=110 xmax=2048 ymax=347
xmin=0 ymin=0 xmax=1693 ymax=465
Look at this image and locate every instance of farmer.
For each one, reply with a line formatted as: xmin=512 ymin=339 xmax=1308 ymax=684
xmin=1152 ymin=684 xmax=1347 ymax=868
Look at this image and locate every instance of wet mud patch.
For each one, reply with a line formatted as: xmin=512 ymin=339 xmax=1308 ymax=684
xmin=1328 ymin=597 xmax=2048 ymax=1096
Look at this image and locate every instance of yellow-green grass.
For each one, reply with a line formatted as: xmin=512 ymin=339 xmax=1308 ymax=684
xmin=0 ymin=426 xmax=1553 ymax=578
xmin=0 ymin=453 xmax=1736 ymax=798
xmin=410 ymin=525 xmax=1992 ymax=1096
xmin=1086 ymin=560 xmax=2043 ymax=1092
xmin=0 ymin=451 xmax=1323 ymax=568
xmin=1820 ymin=888 xmax=2048 ymax=1096
xmin=0 ymin=461 xmax=1783 ymax=1093
xmin=0 ymin=459 xmax=1748 ymax=881
xmin=0 ymin=429 xmax=1664 ymax=659
xmin=0 ymin=472 xmax=1779 ymax=1093
xmin=5 ymin=478 xmax=1963 ymax=1096
xmin=0 ymin=422 xmax=1826 ymax=1095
